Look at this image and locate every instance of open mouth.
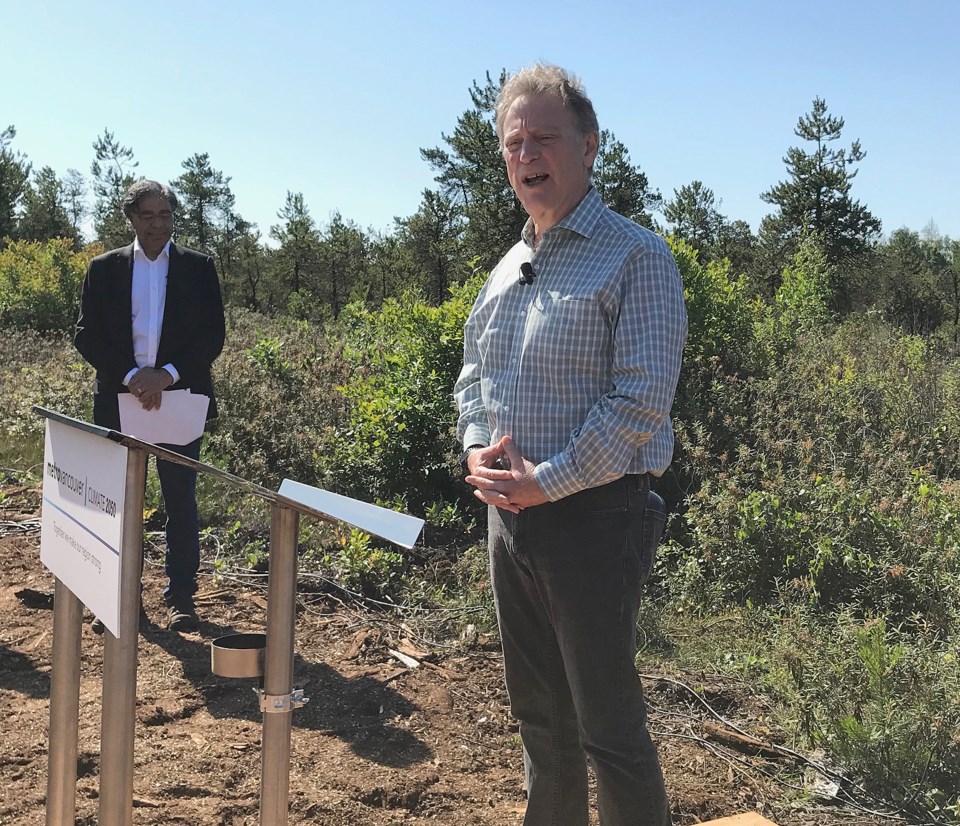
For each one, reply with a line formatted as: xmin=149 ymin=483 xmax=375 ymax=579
xmin=523 ymin=173 xmax=549 ymax=186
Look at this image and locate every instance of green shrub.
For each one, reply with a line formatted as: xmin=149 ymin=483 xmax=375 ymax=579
xmin=207 ymin=308 xmax=347 ymax=488
xmin=0 ymin=329 xmax=92 ymax=470
xmin=669 ymin=235 xmax=758 ymax=373
xmin=322 ymin=526 xmax=404 ymax=596
xmin=754 ymin=235 xmax=835 ymax=365
xmin=767 ymin=612 xmax=960 ymax=821
xmin=666 ymin=314 xmax=960 ymax=636
xmin=0 ymin=239 xmax=99 ymax=334
xmin=328 ymin=268 xmax=485 ymax=511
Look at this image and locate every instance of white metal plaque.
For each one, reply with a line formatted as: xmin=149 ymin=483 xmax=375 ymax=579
xmin=40 ymin=419 xmax=128 ymax=636
xmin=278 ymin=479 xmax=423 ymax=549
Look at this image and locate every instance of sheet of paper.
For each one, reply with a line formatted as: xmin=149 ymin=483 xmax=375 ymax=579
xmin=278 ymin=479 xmax=424 ymax=549
xmin=118 ymin=390 xmax=209 ymax=446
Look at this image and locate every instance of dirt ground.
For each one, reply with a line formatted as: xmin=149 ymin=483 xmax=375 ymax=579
xmin=0 ymin=482 xmax=899 ymax=826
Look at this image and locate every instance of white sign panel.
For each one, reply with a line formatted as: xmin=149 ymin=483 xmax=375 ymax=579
xmin=40 ymin=419 xmax=128 ymax=636
xmin=278 ymin=479 xmax=424 ymax=549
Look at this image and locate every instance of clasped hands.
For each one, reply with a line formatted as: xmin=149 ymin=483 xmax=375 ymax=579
xmin=465 ymin=435 xmax=548 ymax=514
xmin=127 ymin=367 xmax=174 ymax=411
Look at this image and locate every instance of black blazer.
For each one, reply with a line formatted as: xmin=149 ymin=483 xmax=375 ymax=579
xmin=74 ymin=242 xmax=226 ymax=432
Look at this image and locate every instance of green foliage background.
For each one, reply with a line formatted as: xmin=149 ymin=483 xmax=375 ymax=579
xmin=1 ymin=234 xmax=959 ymax=819
xmin=0 ymin=239 xmax=98 ymax=334
xmin=1 ymin=87 xmax=959 ymax=820
xmin=329 ymin=268 xmax=485 ymax=509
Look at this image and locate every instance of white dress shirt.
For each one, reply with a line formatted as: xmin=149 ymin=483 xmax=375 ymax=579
xmin=123 ymin=238 xmax=180 ymax=386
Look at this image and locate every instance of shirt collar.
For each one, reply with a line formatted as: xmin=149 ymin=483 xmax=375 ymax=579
xmin=521 ymin=186 xmax=605 ymax=248
xmin=133 ymin=237 xmax=172 ymax=262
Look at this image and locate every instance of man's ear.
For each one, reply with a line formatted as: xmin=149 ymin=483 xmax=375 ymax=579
xmin=583 ymin=131 xmax=599 ymax=169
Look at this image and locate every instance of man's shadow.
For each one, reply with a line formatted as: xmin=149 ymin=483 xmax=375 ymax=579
xmin=0 ymin=644 xmax=49 ymax=698
xmin=139 ymin=617 xmax=432 ymax=769
xmin=4 ymin=587 xmax=57 ymax=698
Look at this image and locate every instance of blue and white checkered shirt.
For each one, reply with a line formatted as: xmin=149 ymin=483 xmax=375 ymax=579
xmin=454 ymin=187 xmax=688 ymax=502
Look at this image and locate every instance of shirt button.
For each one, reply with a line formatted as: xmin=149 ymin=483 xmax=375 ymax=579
xmin=504 ymin=406 xmax=510 ymax=412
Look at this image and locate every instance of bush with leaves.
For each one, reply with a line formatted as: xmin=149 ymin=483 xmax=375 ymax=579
xmin=669 ymin=235 xmax=757 ymax=373
xmin=667 ymin=315 xmax=960 ymax=632
xmin=0 ymin=239 xmax=100 ymax=334
xmin=328 ymin=268 xmax=485 ymax=512
xmin=764 ymin=610 xmax=960 ymax=822
xmin=0 ymin=329 xmax=91 ymax=468
xmin=754 ymin=234 xmax=835 ymax=366
xmin=206 ymin=308 xmax=347 ymax=488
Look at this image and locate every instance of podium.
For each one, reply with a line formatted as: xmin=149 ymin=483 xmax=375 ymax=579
xmin=36 ymin=406 xmax=422 ymax=826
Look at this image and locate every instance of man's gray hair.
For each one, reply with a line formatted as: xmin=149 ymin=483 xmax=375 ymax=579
xmin=494 ymin=64 xmax=599 ymax=144
xmin=122 ymin=179 xmax=179 ymax=219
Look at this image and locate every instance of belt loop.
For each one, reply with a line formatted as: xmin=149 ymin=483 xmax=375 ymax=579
xmin=624 ymin=473 xmax=649 ymax=492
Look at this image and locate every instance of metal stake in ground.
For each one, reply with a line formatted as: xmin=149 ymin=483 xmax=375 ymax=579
xmin=98 ymin=447 xmax=147 ymax=826
xmin=46 ymin=578 xmax=83 ymax=826
xmin=259 ymin=503 xmax=302 ymax=826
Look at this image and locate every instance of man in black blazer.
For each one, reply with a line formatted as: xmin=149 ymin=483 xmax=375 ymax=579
xmin=75 ymin=179 xmax=225 ymax=632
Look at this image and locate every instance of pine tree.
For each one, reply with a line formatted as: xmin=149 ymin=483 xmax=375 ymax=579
xmin=318 ymin=212 xmax=368 ymax=318
xmin=664 ymin=181 xmax=722 ymax=252
xmin=91 ymin=129 xmax=138 ymax=249
xmin=396 ymin=189 xmax=464 ymax=303
xmin=665 ymin=181 xmax=755 ymax=273
xmin=269 ymin=191 xmax=321 ymax=302
xmin=760 ymin=98 xmax=880 ymax=307
xmin=62 ymin=169 xmax=87 ymax=246
xmin=17 ymin=166 xmax=77 ymax=244
xmin=171 ymin=153 xmax=233 ymax=252
xmin=593 ymin=130 xmax=661 ymax=228
xmin=421 ymin=71 xmax=523 ymax=271
xmin=876 ymin=228 xmax=949 ymax=336
xmin=0 ymin=126 xmax=31 ymax=243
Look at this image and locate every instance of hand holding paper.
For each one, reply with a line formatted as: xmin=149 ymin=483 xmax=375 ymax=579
xmin=118 ymin=390 xmax=209 ymax=445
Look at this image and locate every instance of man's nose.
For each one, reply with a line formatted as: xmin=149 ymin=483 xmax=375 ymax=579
xmin=519 ymin=138 xmax=540 ymax=162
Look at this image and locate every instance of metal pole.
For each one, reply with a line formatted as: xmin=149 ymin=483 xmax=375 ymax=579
xmin=98 ymin=447 xmax=146 ymax=826
xmin=259 ymin=503 xmax=300 ymax=826
xmin=45 ymin=577 xmax=83 ymax=826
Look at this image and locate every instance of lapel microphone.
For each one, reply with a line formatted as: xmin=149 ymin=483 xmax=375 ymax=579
xmin=519 ymin=262 xmax=536 ymax=286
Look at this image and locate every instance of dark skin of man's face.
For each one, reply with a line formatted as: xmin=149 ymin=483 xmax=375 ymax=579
xmin=128 ymin=193 xmax=174 ymax=260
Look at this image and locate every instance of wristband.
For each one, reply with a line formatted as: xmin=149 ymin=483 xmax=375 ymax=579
xmin=458 ymin=445 xmax=485 ymax=476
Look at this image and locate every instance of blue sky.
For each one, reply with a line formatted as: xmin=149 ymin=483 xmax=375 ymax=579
xmin=4 ymin=0 xmax=958 ymax=242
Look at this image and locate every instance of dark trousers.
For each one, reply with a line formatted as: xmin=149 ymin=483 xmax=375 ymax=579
xmin=155 ymin=437 xmax=202 ymax=603
xmin=488 ymin=474 xmax=670 ymax=826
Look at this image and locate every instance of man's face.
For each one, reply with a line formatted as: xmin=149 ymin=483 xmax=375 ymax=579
xmin=129 ymin=194 xmax=174 ymax=260
xmin=501 ymin=93 xmax=598 ymax=235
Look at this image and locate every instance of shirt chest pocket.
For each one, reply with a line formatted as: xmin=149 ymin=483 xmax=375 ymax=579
xmin=528 ymin=293 xmax=612 ymax=360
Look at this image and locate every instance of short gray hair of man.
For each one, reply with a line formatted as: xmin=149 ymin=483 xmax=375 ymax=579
xmin=122 ymin=179 xmax=179 ymax=219
xmin=494 ymin=64 xmax=600 ymax=145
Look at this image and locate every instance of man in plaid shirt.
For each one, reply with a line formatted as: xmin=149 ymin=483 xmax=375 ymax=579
xmin=454 ymin=64 xmax=687 ymax=826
